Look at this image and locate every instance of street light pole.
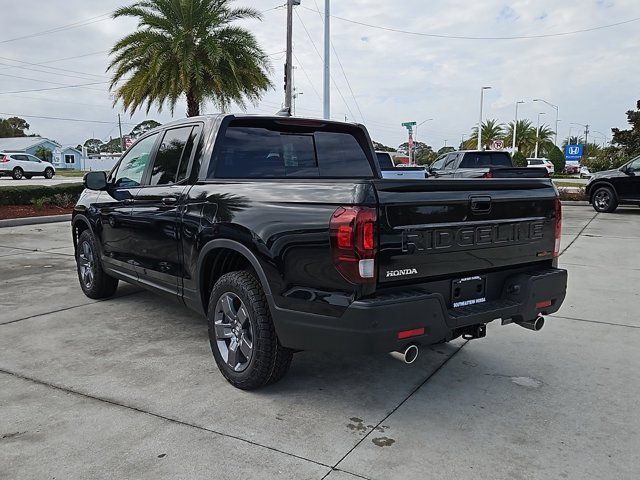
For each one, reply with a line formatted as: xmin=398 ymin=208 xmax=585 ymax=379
xmin=533 ymin=98 xmax=559 ymax=146
xmin=535 ymin=112 xmax=546 ymax=159
xmin=323 ymin=0 xmax=331 ymax=120
xmin=512 ymin=100 xmax=524 ymax=153
xmin=414 ymin=118 xmax=433 ymax=149
xmin=477 ymin=87 xmax=492 ymax=150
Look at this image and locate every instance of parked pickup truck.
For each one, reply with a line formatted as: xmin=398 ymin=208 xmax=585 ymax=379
xmin=73 ymin=115 xmax=567 ymax=390
xmin=375 ymin=151 xmax=426 ymax=179
xmin=429 ymin=150 xmax=548 ymax=178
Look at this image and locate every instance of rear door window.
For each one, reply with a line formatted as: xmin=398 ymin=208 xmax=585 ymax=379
xmin=148 ymin=126 xmax=196 ymax=186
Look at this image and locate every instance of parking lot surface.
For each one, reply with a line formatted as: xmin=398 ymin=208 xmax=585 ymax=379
xmin=1 ymin=205 xmax=639 ymax=479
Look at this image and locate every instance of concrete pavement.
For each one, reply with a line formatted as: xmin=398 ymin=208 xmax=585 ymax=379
xmin=1 ymin=205 xmax=638 ymax=479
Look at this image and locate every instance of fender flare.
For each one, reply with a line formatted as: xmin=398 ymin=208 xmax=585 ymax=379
xmin=71 ymin=213 xmax=94 ymax=250
xmin=196 ymin=238 xmax=274 ymax=299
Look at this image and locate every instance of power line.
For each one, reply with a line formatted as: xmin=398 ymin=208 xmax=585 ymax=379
xmin=292 ymin=52 xmax=322 ymax=100
xmin=0 ymin=73 xmax=109 ymax=93
xmin=0 ymin=56 xmax=107 ymax=80
xmin=294 ymin=10 xmax=357 ymax=121
xmin=0 ymin=12 xmax=113 ymax=45
xmin=300 ymin=5 xmax=640 ymax=40
xmin=0 ymin=81 xmax=110 ymax=95
xmin=0 ymin=112 xmax=136 ymax=125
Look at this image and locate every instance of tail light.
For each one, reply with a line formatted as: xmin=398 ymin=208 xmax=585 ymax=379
xmin=554 ymin=198 xmax=562 ymax=257
xmin=330 ymin=206 xmax=377 ymax=284
xmin=0 ymin=155 xmax=9 ymax=163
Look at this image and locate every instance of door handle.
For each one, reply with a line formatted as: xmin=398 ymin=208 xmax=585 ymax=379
xmin=470 ymin=196 xmax=492 ymax=213
xmin=123 ymin=198 xmax=134 ymax=205
xmin=162 ymin=197 xmax=178 ymax=205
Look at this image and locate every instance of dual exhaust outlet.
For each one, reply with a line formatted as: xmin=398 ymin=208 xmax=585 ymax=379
xmin=390 ymin=316 xmax=545 ymax=365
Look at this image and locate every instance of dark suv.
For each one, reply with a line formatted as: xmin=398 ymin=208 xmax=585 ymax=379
xmin=586 ymin=156 xmax=640 ymax=212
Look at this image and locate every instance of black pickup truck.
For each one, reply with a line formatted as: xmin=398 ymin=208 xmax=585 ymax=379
xmin=429 ymin=150 xmax=548 ymax=178
xmin=73 ymin=115 xmax=567 ymax=389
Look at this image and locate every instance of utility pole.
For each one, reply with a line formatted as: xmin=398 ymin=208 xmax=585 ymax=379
xmin=478 ymin=87 xmax=492 ymax=150
xmin=512 ymin=100 xmax=524 ymax=152
xmin=584 ymin=124 xmax=590 ymax=146
xmin=283 ymin=0 xmax=296 ymax=115
xmin=118 ymin=114 xmax=124 ymax=152
xmin=323 ymin=0 xmax=331 ymax=120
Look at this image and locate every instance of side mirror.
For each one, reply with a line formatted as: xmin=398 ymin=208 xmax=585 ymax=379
xmin=84 ymin=171 xmax=107 ymax=191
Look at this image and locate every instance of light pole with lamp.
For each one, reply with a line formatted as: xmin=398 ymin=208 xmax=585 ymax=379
xmin=535 ymin=112 xmax=546 ymax=159
xmin=534 ymin=98 xmax=559 ymax=146
xmin=477 ymin=86 xmax=492 ymax=150
xmin=512 ymin=100 xmax=525 ymax=153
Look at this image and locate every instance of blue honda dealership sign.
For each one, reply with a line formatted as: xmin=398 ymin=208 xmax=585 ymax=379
xmin=565 ymin=144 xmax=584 ymax=161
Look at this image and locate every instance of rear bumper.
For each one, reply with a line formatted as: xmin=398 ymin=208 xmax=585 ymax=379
xmin=273 ymin=268 xmax=567 ymax=354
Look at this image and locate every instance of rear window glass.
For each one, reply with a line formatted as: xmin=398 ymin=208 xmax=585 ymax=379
xmin=460 ymin=152 xmax=512 ymax=168
xmin=376 ymin=152 xmax=394 ymax=169
xmin=211 ymin=122 xmax=373 ymax=179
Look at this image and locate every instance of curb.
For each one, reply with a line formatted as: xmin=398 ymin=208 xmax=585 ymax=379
xmin=0 ymin=214 xmax=71 ymax=228
xmin=561 ymin=201 xmax=590 ymax=206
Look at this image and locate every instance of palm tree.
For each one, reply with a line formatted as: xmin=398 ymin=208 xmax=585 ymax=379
xmin=108 ymin=0 xmax=272 ymax=117
xmin=464 ymin=119 xmax=505 ymax=149
xmin=534 ymin=125 xmax=556 ymax=157
xmin=504 ymin=119 xmax=536 ymax=153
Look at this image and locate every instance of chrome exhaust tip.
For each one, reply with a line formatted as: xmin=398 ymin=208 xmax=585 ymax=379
xmin=390 ymin=344 xmax=419 ymax=364
xmin=516 ymin=316 xmax=545 ymax=332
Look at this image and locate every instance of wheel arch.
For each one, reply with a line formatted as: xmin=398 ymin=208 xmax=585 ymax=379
xmin=71 ymin=214 xmax=93 ymax=251
xmin=197 ymin=239 xmax=274 ymax=315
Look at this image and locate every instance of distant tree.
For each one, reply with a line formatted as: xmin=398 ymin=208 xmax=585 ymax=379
xmin=102 ymin=137 xmax=124 ymax=153
xmin=612 ymin=99 xmax=640 ymax=158
xmin=372 ymin=141 xmax=395 ymax=152
xmin=82 ymin=138 xmax=104 ymax=154
xmin=512 ymin=151 xmax=527 ymax=167
xmin=437 ymin=146 xmax=455 ymax=155
xmin=465 ymin=119 xmax=505 ymax=150
xmin=548 ymin=145 xmax=565 ymax=173
xmin=504 ymin=120 xmax=535 ymax=154
xmin=108 ymin=0 xmax=272 ymax=117
xmin=584 ymin=146 xmax=629 ymax=172
xmin=130 ymin=120 xmax=161 ymax=139
xmin=562 ymin=136 xmax=584 ymax=147
xmin=398 ymin=141 xmax=435 ymax=165
xmin=0 ymin=116 xmax=30 ymax=137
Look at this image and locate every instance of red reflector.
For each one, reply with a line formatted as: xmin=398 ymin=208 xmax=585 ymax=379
xmin=398 ymin=328 xmax=425 ymax=339
xmin=337 ymin=225 xmax=352 ymax=248
xmin=363 ymin=222 xmax=374 ymax=250
xmin=536 ymin=300 xmax=552 ymax=309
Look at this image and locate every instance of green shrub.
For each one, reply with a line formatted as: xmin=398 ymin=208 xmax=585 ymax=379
xmin=0 ymin=183 xmax=84 ymax=206
xmin=512 ymin=151 xmax=527 ymax=167
xmin=548 ymin=146 xmax=566 ymax=174
xmin=31 ymin=197 xmax=51 ymax=210
xmin=51 ymin=193 xmax=75 ymax=208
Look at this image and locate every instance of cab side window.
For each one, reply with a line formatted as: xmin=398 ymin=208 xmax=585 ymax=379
xmin=149 ymin=126 xmax=199 ymax=186
xmin=431 ymin=157 xmax=445 ymax=170
xmin=113 ymin=133 xmax=158 ymax=188
xmin=628 ymin=157 xmax=640 ymax=173
xmin=444 ymin=154 xmax=458 ymax=170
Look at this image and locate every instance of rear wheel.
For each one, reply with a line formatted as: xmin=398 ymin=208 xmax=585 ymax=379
xmin=44 ymin=168 xmax=54 ymax=179
xmin=76 ymin=230 xmax=119 ymax=299
xmin=592 ymin=186 xmax=618 ymax=213
xmin=207 ymin=271 xmax=293 ymax=390
xmin=12 ymin=167 xmax=23 ymax=180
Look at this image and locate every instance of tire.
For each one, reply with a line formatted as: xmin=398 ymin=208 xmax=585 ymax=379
xmin=207 ymin=271 xmax=293 ymax=390
xmin=12 ymin=167 xmax=23 ymax=180
xmin=76 ymin=230 xmax=119 ymax=299
xmin=592 ymin=186 xmax=618 ymax=213
xmin=44 ymin=168 xmax=54 ymax=179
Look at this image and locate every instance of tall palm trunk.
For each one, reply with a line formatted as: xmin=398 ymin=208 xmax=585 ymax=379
xmin=186 ymin=90 xmax=200 ymax=117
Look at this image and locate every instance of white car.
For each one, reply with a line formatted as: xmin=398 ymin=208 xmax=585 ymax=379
xmin=0 ymin=152 xmax=56 ymax=180
xmin=526 ymin=158 xmax=554 ymax=175
xmin=579 ymin=165 xmax=593 ymax=179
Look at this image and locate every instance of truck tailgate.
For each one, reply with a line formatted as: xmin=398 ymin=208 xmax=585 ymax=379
xmin=374 ymin=179 xmax=558 ymax=284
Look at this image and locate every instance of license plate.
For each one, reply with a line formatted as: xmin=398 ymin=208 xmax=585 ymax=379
xmin=451 ymin=276 xmax=486 ymax=308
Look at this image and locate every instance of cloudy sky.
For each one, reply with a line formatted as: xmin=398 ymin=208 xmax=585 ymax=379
xmin=1 ymin=0 xmax=638 ymax=149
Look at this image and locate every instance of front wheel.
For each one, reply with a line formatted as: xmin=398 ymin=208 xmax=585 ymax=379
xmin=44 ymin=168 xmax=54 ymax=179
xmin=76 ymin=230 xmax=119 ymax=299
xmin=592 ymin=186 xmax=618 ymax=213
xmin=207 ymin=271 xmax=293 ymax=390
